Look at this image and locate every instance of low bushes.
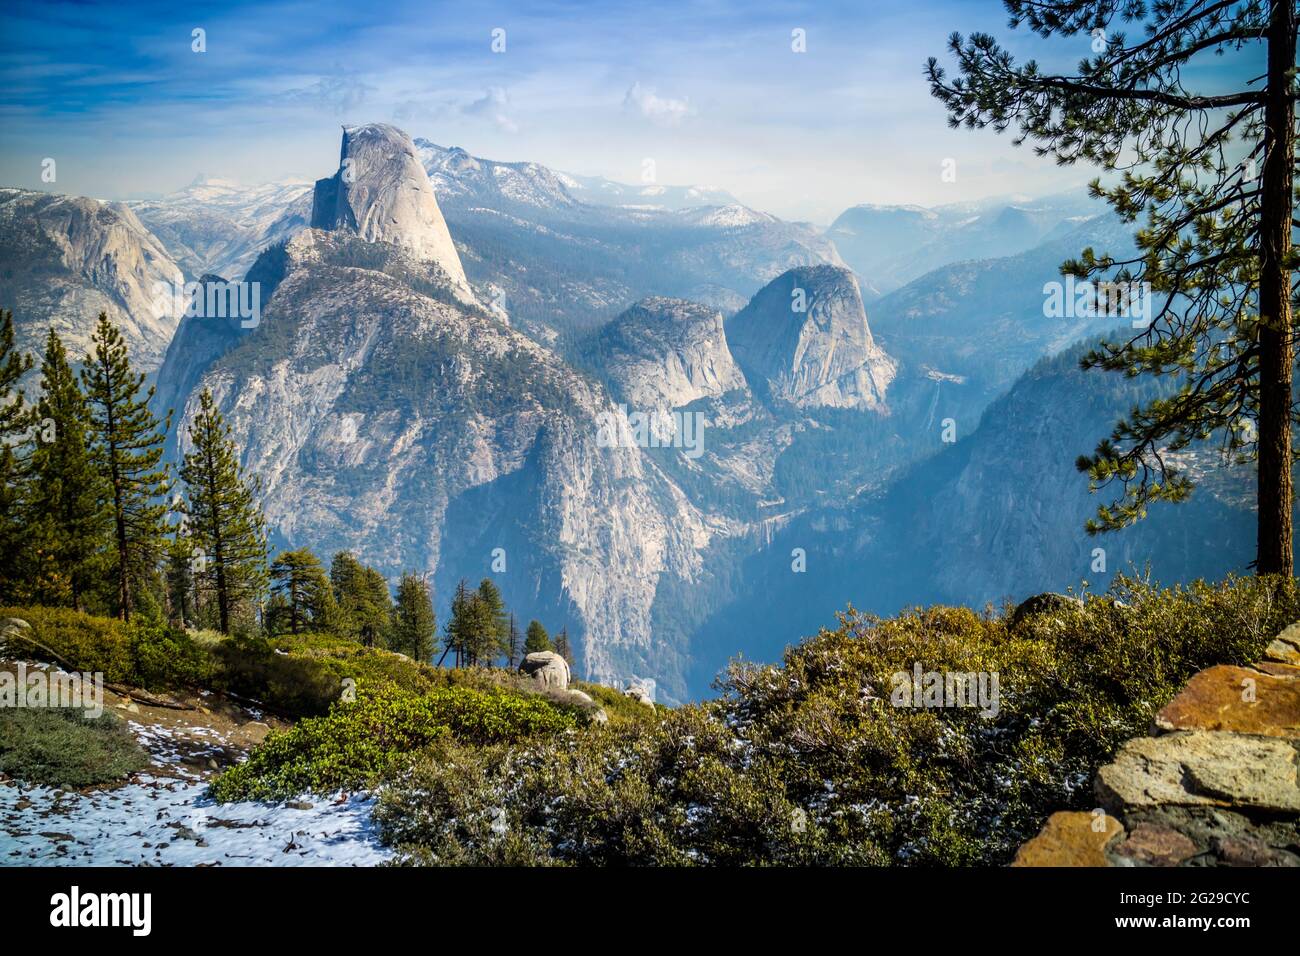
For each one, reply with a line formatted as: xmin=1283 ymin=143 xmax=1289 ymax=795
xmin=0 ymin=606 xmax=134 ymax=683
xmin=377 ymin=573 xmax=1299 ymax=866
xmin=0 ymin=708 xmax=148 ymax=789
xmin=0 ymin=606 xmax=221 ymax=692
xmin=210 ymin=684 xmax=580 ymax=802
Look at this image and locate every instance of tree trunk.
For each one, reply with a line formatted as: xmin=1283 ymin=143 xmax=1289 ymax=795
xmin=1255 ymin=0 xmax=1296 ymax=577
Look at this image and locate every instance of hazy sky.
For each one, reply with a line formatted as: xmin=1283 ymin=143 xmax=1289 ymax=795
xmin=0 ymin=0 xmax=1263 ymax=223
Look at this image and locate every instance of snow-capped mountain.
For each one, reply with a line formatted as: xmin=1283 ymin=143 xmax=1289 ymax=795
xmin=130 ymin=176 xmax=312 ymax=281
xmin=559 ymin=173 xmax=740 ymax=211
xmin=412 ymin=139 xmax=843 ymax=340
xmin=164 ymin=125 xmax=720 ymax=700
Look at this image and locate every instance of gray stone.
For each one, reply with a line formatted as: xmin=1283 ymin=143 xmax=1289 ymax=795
xmin=727 ymin=266 xmax=895 ymax=411
xmin=1266 ymin=622 xmax=1300 ymax=665
xmin=625 ymin=686 xmax=655 ymax=709
xmin=1010 ymin=592 xmax=1083 ymax=627
xmin=310 ymin=124 xmax=472 ymax=300
xmin=1096 ymin=730 xmax=1300 ymax=815
xmin=519 ymin=651 xmax=570 ymax=691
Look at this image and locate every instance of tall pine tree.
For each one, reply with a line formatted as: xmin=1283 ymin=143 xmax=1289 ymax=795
xmin=25 ymin=329 xmax=109 ymax=609
xmin=330 ymin=550 xmax=392 ymax=646
xmin=524 ymin=619 xmax=551 ymax=654
xmin=392 ymin=573 xmax=436 ymax=662
xmin=178 ymin=389 xmax=268 ymax=634
xmin=82 ymin=314 xmax=171 ymax=620
xmin=164 ymin=526 xmax=195 ymax=627
xmin=269 ymin=549 xmax=334 ymax=634
xmin=442 ymin=578 xmax=490 ymax=666
xmin=927 ymin=0 xmax=1299 ymax=574
xmin=554 ymin=626 xmax=573 ymax=666
xmin=506 ymin=612 xmax=521 ymax=668
xmin=0 ymin=309 xmax=33 ymax=603
xmin=476 ymin=577 xmax=510 ymax=665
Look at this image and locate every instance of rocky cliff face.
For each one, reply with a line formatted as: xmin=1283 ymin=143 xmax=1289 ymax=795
xmin=726 ymin=265 xmax=896 ymax=411
xmin=0 ymin=188 xmax=184 ymax=373
xmin=415 ymin=139 xmax=843 ymax=340
xmin=170 ymin=129 xmax=716 ymax=701
xmin=311 ymin=124 xmax=472 ymax=301
xmin=592 ymin=297 xmax=748 ymax=412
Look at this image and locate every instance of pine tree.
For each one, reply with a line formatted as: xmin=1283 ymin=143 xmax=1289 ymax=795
xmin=269 ymin=549 xmax=334 ymax=634
xmin=524 ymin=619 xmax=551 ymax=654
xmin=24 ymin=329 xmax=109 ymax=609
xmin=443 ymin=578 xmax=489 ymax=666
xmin=392 ymin=573 xmax=436 ymax=662
xmin=442 ymin=579 xmax=467 ymax=666
xmin=328 ymin=551 xmax=364 ymax=641
xmin=358 ymin=566 xmax=392 ymax=647
xmin=178 ymin=389 xmax=268 ymax=634
xmin=164 ymin=527 xmax=195 ymax=627
xmin=506 ymin=612 xmax=521 ymax=668
xmin=330 ymin=551 xmax=392 ymax=646
xmin=554 ymin=626 xmax=573 ymax=665
xmin=475 ymin=577 xmax=510 ymax=665
xmin=81 ymin=314 xmax=171 ymax=620
xmin=0 ymin=309 xmax=33 ymax=603
xmin=927 ymin=0 xmax=1298 ymax=574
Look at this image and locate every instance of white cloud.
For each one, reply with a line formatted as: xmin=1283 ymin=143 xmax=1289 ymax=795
xmin=463 ymin=87 xmax=518 ymax=133
xmin=275 ymin=74 xmax=374 ymax=115
xmin=623 ymin=82 xmax=692 ymax=127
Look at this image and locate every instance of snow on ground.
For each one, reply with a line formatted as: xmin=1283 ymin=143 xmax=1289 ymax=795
xmin=0 ymin=678 xmax=392 ymax=867
xmin=0 ymin=777 xmax=390 ymax=866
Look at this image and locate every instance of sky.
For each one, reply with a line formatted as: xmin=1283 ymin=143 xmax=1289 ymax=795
xmin=0 ymin=0 xmax=1265 ymax=223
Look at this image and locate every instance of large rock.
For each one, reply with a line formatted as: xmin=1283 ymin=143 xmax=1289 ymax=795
xmin=594 ymin=297 xmax=748 ymax=414
xmin=1266 ymin=622 xmax=1300 ymax=665
xmin=519 ymin=652 xmax=570 ymax=690
xmin=726 ymin=265 xmax=895 ymax=411
xmin=624 ymin=685 xmax=655 ymax=709
xmin=1110 ymin=823 xmax=1199 ymax=866
xmin=1011 ymin=811 xmax=1123 ymax=867
xmin=310 ymin=123 xmax=473 ymax=301
xmin=1154 ymin=664 xmax=1300 ymax=739
xmin=1096 ymin=730 xmax=1300 ymax=815
xmin=1010 ymin=592 xmax=1083 ymax=628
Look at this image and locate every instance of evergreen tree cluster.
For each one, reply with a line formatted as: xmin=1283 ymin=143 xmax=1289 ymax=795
xmin=0 ymin=309 xmax=571 ymax=669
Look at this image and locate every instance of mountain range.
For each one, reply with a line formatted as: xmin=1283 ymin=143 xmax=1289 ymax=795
xmin=0 ymin=122 xmax=1259 ymax=702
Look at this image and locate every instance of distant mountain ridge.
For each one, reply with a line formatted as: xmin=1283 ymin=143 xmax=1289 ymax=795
xmin=129 ymin=176 xmax=311 ymax=281
xmin=0 ymin=187 xmax=184 ymax=374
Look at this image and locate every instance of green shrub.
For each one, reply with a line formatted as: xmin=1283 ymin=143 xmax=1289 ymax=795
xmin=0 ymin=707 xmax=148 ymax=789
xmin=0 ymin=607 xmax=223 ymax=693
xmin=210 ymin=684 xmax=579 ymax=802
xmin=569 ymin=680 xmax=663 ymax=725
xmin=129 ymin=621 xmax=221 ymax=691
xmin=214 ymin=634 xmax=344 ymax=718
xmin=0 ymin=606 xmax=134 ymax=682
xmin=380 ymin=573 xmax=1299 ymax=866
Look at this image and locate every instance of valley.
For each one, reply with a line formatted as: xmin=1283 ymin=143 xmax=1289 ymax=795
xmin=0 ymin=122 xmax=1259 ymax=702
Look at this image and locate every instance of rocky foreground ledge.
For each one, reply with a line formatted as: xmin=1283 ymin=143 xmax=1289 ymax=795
xmin=1014 ymin=625 xmax=1300 ymax=867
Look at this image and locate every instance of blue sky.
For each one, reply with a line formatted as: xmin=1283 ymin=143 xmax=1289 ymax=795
xmin=0 ymin=0 xmax=1264 ymax=222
